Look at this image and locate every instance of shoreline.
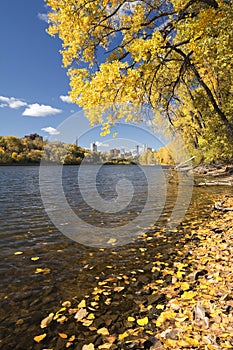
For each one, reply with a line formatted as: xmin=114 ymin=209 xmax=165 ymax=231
xmin=30 ymin=195 xmax=233 ymax=350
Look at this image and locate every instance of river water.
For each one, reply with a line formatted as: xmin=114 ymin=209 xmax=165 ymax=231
xmin=0 ymin=165 xmax=232 ymax=349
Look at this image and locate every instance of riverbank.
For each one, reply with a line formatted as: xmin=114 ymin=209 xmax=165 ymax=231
xmin=30 ymin=195 xmax=233 ymax=350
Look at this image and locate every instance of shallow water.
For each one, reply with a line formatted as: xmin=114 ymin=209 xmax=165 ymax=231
xmin=0 ymin=165 xmax=232 ymax=349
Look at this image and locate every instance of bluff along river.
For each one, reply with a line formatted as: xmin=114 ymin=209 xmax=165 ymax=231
xmin=0 ymin=165 xmax=232 ymax=349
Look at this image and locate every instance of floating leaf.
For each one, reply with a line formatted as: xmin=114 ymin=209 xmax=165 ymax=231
xmin=107 ymin=238 xmax=116 ymax=245
xmin=34 ymin=333 xmax=47 ymax=343
xmin=31 ymin=257 xmax=40 ymax=261
xmin=137 ymin=317 xmax=149 ymax=326
xmin=35 ymin=267 xmax=51 ymax=275
xmin=14 ymin=251 xmax=23 ymax=255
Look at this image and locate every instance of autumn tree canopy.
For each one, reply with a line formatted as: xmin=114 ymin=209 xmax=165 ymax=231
xmin=46 ymin=0 xmax=233 ymax=160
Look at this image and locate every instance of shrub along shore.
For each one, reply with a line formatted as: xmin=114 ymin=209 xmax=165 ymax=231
xmin=32 ymin=195 xmax=233 ymax=350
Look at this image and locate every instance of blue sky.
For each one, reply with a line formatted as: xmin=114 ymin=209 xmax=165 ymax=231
xmin=0 ymin=0 xmax=78 ymax=137
xmin=0 ymin=0 xmax=166 ymax=151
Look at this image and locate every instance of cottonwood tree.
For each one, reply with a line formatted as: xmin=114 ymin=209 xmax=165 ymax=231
xmin=47 ymin=0 xmax=233 ymax=150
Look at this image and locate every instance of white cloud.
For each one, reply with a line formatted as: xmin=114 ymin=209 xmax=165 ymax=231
xmin=22 ymin=103 xmax=62 ymax=117
xmin=95 ymin=141 xmax=109 ymax=147
xmin=60 ymin=95 xmax=72 ymax=103
xmin=41 ymin=126 xmax=60 ymax=135
xmin=0 ymin=95 xmax=27 ymax=109
xmin=38 ymin=13 xmax=48 ymax=22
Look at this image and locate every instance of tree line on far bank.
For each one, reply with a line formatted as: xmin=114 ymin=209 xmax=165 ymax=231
xmin=0 ymin=133 xmax=175 ymax=165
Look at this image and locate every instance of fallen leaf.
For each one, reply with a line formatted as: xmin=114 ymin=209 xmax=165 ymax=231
xmin=98 ymin=344 xmax=112 ymax=349
xmin=57 ymin=315 xmax=68 ymax=324
xmin=137 ymin=317 xmax=149 ymax=326
xmin=127 ymin=316 xmax=135 ymax=322
xmin=82 ymin=319 xmax=93 ymax=327
xmin=59 ymin=333 xmax=68 ymax=339
xmin=82 ymin=343 xmax=95 ymax=350
xmin=78 ymin=299 xmax=86 ymax=308
xmin=97 ymin=327 xmax=109 ymax=335
xmin=107 ymin=238 xmax=117 ymax=245
xmin=74 ymin=308 xmax=88 ymax=321
xmin=34 ymin=333 xmax=47 ymax=343
xmin=35 ymin=267 xmax=51 ymax=275
xmin=31 ymin=257 xmax=40 ymax=261
xmin=69 ymin=335 xmax=75 ymax=342
xmin=181 ymin=291 xmax=197 ymax=299
xmin=119 ymin=331 xmax=129 ymax=340
xmin=40 ymin=313 xmax=54 ymax=328
xmin=14 ymin=251 xmax=23 ymax=255
xmin=193 ymin=303 xmax=209 ymax=328
xmin=62 ymin=300 xmax=71 ymax=308
xmin=160 ymin=328 xmax=179 ymax=340
xmin=113 ymin=287 xmax=125 ymax=292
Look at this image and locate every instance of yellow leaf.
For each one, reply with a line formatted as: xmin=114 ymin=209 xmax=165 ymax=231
xmin=35 ymin=268 xmax=51 ymax=275
xmin=97 ymin=327 xmax=109 ymax=335
xmin=156 ymin=304 xmax=165 ymax=310
xmin=127 ymin=316 xmax=135 ymax=322
xmin=180 ymin=282 xmax=190 ymax=291
xmin=78 ymin=299 xmax=86 ymax=308
xmin=181 ymin=291 xmax=197 ymax=299
xmin=34 ymin=333 xmax=47 ymax=343
xmin=177 ymin=270 xmax=185 ymax=278
xmin=82 ymin=319 xmax=93 ymax=327
xmin=14 ymin=251 xmax=23 ymax=255
xmin=156 ymin=279 xmax=164 ymax=284
xmin=118 ymin=331 xmax=129 ymax=340
xmin=137 ymin=317 xmax=149 ymax=326
xmin=31 ymin=257 xmax=40 ymax=261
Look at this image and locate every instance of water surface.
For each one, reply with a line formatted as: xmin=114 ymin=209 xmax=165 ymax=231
xmin=0 ymin=165 xmax=232 ymax=349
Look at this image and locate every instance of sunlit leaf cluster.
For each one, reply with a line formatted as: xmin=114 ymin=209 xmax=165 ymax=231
xmin=47 ymin=0 xmax=233 ymax=159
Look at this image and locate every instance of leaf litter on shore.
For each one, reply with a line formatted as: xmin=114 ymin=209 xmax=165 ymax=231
xmin=33 ymin=196 xmax=233 ymax=349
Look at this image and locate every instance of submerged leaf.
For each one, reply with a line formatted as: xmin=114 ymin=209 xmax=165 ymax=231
xmin=40 ymin=313 xmax=54 ymax=328
xmin=97 ymin=327 xmax=109 ymax=335
xmin=82 ymin=343 xmax=95 ymax=350
xmin=74 ymin=308 xmax=88 ymax=321
xmin=34 ymin=333 xmax=47 ymax=343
